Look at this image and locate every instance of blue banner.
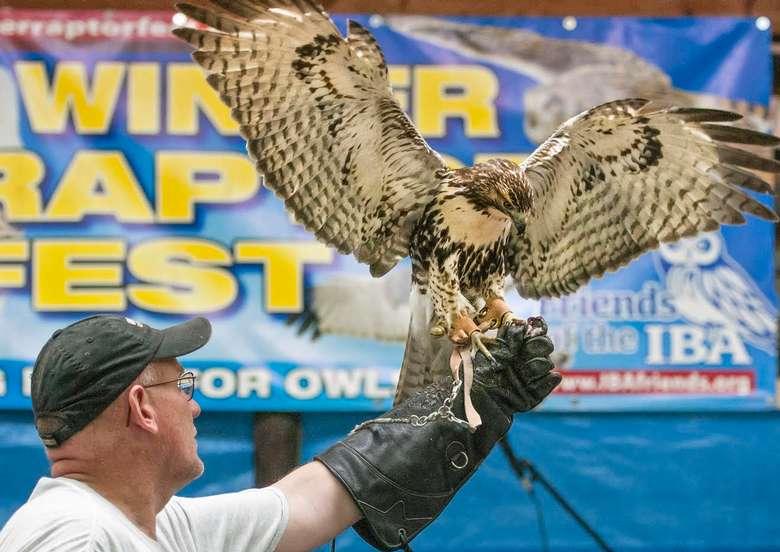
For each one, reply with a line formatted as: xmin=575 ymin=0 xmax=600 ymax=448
xmin=0 ymin=11 xmax=774 ymax=411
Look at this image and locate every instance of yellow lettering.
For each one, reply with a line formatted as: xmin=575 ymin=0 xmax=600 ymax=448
xmin=157 ymin=152 xmax=259 ymax=222
xmin=473 ymin=153 xmax=528 ymax=165
xmin=127 ymin=239 xmax=236 ymax=313
xmin=127 ymin=63 xmax=160 ymax=134
xmin=389 ymin=65 xmax=410 ymax=112
xmin=167 ymin=63 xmax=239 ymax=135
xmin=439 ymin=153 xmax=465 ymax=168
xmin=33 ymin=240 xmax=125 ymax=310
xmin=45 ymin=151 xmax=154 ymax=222
xmin=0 ymin=240 xmax=29 ymax=287
xmin=414 ymin=65 xmax=499 ymax=138
xmin=16 ymin=61 xmax=125 ymax=134
xmin=234 ymin=241 xmax=333 ymax=313
xmin=0 ymin=152 xmax=44 ymax=221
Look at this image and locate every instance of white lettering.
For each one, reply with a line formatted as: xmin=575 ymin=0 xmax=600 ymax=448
xmin=363 ymin=369 xmax=395 ymax=400
xmin=22 ymin=367 xmax=32 ymax=397
xmin=582 ymin=323 xmax=638 ymax=355
xmin=540 ymin=281 xmax=676 ymax=321
xmin=285 ymin=368 xmax=322 ymax=400
xmin=644 ymin=325 xmax=753 ymax=366
xmin=236 ymin=367 xmax=272 ymax=398
xmin=199 ymin=367 xmax=235 ymax=399
xmin=670 ymin=326 xmax=707 ymax=364
xmin=645 ymin=325 xmax=666 ymax=364
xmin=321 ymin=369 xmax=363 ymax=399
xmin=707 ymin=328 xmax=751 ymax=365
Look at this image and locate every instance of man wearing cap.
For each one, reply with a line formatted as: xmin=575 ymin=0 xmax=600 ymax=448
xmin=0 ymin=314 xmax=560 ymax=551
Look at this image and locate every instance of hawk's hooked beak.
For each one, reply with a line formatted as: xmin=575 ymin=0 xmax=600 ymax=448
xmin=511 ymin=212 xmax=527 ymax=234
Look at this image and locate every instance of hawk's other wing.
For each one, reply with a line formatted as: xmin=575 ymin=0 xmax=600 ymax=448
xmin=385 ymin=16 xmax=770 ymax=141
xmin=289 ymin=268 xmax=412 ymax=342
xmin=384 ymin=15 xmax=662 ymax=85
xmin=175 ymin=1 xmax=445 ymax=276
xmin=511 ymin=98 xmax=779 ymax=299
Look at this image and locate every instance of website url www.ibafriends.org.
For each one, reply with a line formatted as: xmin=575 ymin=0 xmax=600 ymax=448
xmin=555 ymin=370 xmax=755 ymax=395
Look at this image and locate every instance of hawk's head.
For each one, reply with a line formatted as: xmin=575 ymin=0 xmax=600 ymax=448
xmin=458 ymin=159 xmax=533 ymax=233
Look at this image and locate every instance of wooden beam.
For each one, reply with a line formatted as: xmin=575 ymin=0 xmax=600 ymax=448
xmin=2 ymin=0 xmax=780 ymax=20
xmin=325 ymin=0 xmax=777 ymax=17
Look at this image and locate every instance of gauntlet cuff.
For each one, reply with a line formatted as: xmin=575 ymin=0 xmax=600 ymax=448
xmin=317 ymin=380 xmax=510 ymax=550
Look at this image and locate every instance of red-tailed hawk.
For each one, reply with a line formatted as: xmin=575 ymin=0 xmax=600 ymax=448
xmin=174 ymin=0 xmax=779 ymax=404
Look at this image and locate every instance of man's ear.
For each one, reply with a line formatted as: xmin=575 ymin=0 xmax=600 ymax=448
xmin=127 ymin=385 xmax=159 ymax=434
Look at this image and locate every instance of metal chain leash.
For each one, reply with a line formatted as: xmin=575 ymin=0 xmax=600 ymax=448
xmin=349 ymin=379 xmax=472 ymax=435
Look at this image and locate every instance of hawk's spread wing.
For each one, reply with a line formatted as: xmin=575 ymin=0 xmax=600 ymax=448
xmin=385 ymin=16 xmax=769 ymax=141
xmin=511 ymin=98 xmax=779 ymax=299
xmin=174 ymin=1 xmax=445 ymax=276
xmin=385 ymin=15 xmax=664 ymax=85
xmin=289 ymin=267 xmax=411 ymax=342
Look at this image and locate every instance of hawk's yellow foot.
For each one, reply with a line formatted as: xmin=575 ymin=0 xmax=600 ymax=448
xmin=449 ymin=312 xmax=496 ymax=364
xmin=447 ymin=312 xmax=476 ymax=344
xmin=476 ymin=297 xmax=525 ymax=331
xmin=470 ymin=330 xmax=497 ymax=365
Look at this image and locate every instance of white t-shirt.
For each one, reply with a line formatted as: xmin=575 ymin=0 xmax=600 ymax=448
xmin=0 ymin=477 xmax=289 ymax=552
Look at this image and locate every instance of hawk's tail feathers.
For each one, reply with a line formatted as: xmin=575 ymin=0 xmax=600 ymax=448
xmin=393 ymin=287 xmax=451 ymax=406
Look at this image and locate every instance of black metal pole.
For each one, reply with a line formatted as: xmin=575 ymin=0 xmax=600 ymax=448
xmin=499 ymin=438 xmax=615 ymax=552
xmin=254 ymin=412 xmax=301 ymax=487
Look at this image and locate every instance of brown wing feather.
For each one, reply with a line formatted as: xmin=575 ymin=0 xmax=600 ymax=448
xmin=510 ymin=98 xmax=778 ymax=299
xmin=174 ymin=0 xmax=445 ymax=275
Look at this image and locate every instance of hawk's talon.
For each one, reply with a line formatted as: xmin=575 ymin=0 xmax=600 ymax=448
xmin=474 ymin=307 xmax=496 ymax=332
xmin=477 ymin=297 xmax=519 ymax=331
xmin=471 ymin=330 xmax=496 ymax=364
xmin=499 ymin=311 xmax=524 ymax=327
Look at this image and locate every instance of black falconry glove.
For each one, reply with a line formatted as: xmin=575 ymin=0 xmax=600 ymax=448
xmin=316 ymin=317 xmax=561 ymax=551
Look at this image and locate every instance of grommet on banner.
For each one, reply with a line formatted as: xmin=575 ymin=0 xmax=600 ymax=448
xmin=755 ymin=16 xmax=771 ymax=31
xmin=369 ymin=15 xmax=384 ymax=28
xmin=562 ymin=16 xmax=577 ymax=31
xmin=172 ymin=12 xmax=188 ymax=27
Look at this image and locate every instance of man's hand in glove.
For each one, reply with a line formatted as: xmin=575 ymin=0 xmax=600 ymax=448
xmin=472 ymin=316 xmax=561 ymax=416
xmin=317 ymin=316 xmax=561 ymax=550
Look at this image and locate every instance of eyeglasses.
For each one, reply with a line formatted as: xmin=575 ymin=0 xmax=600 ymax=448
xmin=142 ymin=371 xmax=196 ymax=401
xmin=126 ymin=371 xmax=197 ymax=427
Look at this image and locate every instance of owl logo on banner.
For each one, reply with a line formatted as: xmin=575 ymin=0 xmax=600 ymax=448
xmin=654 ymin=232 xmax=777 ymax=354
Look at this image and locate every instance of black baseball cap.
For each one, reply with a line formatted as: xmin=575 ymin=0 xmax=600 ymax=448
xmin=31 ymin=315 xmax=211 ymax=448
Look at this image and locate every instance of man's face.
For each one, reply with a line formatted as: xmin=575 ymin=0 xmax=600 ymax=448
xmin=147 ymin=358 xmax=203 ymax=487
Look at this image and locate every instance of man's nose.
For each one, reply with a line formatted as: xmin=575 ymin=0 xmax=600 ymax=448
xmin=190 ymin=399 xmax=201 ymax=419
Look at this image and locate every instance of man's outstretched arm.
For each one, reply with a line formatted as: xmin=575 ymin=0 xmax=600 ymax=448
xmin=274 ymin=462 xmax=361 ymax=552
xmin=272 ymin=320 xmax=560 ymax=551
